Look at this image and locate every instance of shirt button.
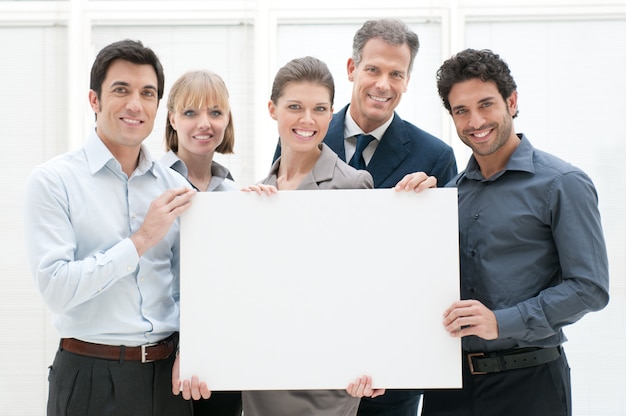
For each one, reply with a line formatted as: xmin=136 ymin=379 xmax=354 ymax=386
xmin=473 ymin=213 xmax=479 ymax=220
xmin=127 ymin=265 xmax=133 ymax=271
xmin=470 ymin=250 xmax=476 ymax=257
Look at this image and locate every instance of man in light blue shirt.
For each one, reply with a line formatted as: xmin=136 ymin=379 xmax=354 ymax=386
xmin=24 ymin=39 xmax=196 ymax=415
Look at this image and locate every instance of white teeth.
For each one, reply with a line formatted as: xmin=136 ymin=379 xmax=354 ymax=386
xmin=370 ymin=95 xmax=389 ymax=102
xmin=122 ymin=118 xmax=141 ymax=125
xmin=194 ymin=135 xmax=211 ymax=140
xmin=295 ymin=129 xmax=314 ymax=137
xmin=474 ymin=130 xmax=490 ymax=138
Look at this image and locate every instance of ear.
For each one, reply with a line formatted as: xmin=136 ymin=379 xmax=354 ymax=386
xmin=347 ymin=58 xmax=356 ymax=82
xmin=88 ymin=90 xmax=99 ymax=113
xmin=403 ymin=74 xmax=411 ymax=93
xmin=268 ymin=100 xmax=278 ymax=120
xmin=507 ymin=90 xmax=518 ymax=116
xmin=168 ymin=111 xmax=177 ymax=130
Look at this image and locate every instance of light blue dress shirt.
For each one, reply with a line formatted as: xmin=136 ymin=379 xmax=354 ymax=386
xmin=449 ymin=134 xmax=610 ymax=353
xmin=24 ymin=129 xmax=190 ymax=346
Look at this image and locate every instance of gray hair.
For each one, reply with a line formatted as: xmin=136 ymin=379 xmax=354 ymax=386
xmin=352 ymin=19 xmax=420 ymax=73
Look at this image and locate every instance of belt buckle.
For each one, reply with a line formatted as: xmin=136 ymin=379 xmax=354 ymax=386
xmin=141 ymin=342 xmax=159 ymax=363
xmin=467 ymin=352 xmax=487 ymax=375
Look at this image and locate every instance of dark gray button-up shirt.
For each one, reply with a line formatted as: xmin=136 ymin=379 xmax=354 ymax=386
xmin=449 ymin=134 xmax=609 ymax=353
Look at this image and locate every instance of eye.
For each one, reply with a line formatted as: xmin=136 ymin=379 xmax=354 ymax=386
xmin=142 ymin=90 xmax=156 ymax=97
xmin=454 ymin=108 xmax=467 ymax=116
xmin=210 ymin=109 xmax=223 ymax=117
xmin=288 ymin=104 xmax=301 ymax=110
xmin=366 ymin=67 xmax=378 ymax=73
xmin=480 ymin=101 xmax=493 ymax=109
xmin=391 ymin=71 xmax=404 ymax=79
xmin=183 ymin=109 xmax=196 ymax=117
xmin=315 ymin=106 xmax=328 ymax=112
xmin=113 ymin=86 xmax=128 ymax=94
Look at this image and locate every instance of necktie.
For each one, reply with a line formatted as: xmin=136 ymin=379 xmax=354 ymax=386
xmin=349 ymin=134 xmax=375 ymax=170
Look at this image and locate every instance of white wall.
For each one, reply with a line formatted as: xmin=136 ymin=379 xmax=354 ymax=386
xmin=1 ymin=1 xmax=624 ymax=414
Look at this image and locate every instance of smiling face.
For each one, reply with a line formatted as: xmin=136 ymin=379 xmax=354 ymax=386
xmin=269 ymin=81 xmax=333 ymax=154
xmin=89 ymin=59 xmax=159 ymax=156
xmin=448 ymin=78 xmax=518 ymax=160
xmin=347 ymin=37 xmax=411 ymax=133
xmin=169 ymin=104 xmax=229 ymax=159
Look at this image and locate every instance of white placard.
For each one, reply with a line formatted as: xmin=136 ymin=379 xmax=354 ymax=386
xmin=180 ymin=188 xmax=461 ymax=390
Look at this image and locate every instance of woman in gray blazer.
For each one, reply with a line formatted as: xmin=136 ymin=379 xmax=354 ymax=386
xmin=242 ymin=56 xmax=381 ymax=416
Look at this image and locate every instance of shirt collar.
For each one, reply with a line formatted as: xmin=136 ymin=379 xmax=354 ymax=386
xmin=161 ymin=149 xmax=234 ymax=182
xmin=464 ymin=133 xmax=535 ymax=181
xmin=344 ymin=106 xmax=394 ymax=141
xmin=85 ymin=127 xmax=155 ymax=177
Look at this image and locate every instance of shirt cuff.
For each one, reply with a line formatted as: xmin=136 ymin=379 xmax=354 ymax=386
xmin=493 ymin=306 xmax=526 ymax=340
xmin=97 ymin=237 xmax=140 ymax=277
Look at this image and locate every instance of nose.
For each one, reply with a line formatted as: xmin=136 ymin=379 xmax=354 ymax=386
xmin=198 ymin=112 xmax=211 ymax=128
xmin=374 ymin=74 xmax=390 ymax=91
xmin=300 ymin=109 xmax=314 ymax=123
xmin=467 ymin=110 xmax=486 ymax=130
xmin=125 ymin=92 xmax=142 ymax=112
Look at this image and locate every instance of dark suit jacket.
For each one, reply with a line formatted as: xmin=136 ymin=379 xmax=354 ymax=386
xmin=274 ymin=105 xmax=457 ymax=188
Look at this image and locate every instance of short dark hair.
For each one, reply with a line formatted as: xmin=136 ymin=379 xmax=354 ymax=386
xmin=270 ymin=56 xmax=334 ymax=105
xmin=352 ymin=19 xmax=420 ymax=73
xmin=90 ymin=39 xmax=165 ymax=102
xmin=436 ymin=48 xmax=519 ymax=118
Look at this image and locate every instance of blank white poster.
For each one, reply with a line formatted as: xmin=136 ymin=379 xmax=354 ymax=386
xmin=179 ymin=188 xmax=461 ymax=390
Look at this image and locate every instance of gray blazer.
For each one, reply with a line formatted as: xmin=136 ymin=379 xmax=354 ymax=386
xmin=261 ymin=143 xmax=373 ymax=190
xmin=244 ymin=143 xmax=372 ymax=416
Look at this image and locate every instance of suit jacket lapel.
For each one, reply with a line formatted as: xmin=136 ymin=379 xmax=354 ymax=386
xmin=324 ymin=105 xmax=349 ymax=162
xmin=367 ymin=113 xmax=409 ymax=185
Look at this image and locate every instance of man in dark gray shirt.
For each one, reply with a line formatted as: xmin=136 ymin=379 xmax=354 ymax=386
xmin=422 ymin=48 xmax=609 ymax=416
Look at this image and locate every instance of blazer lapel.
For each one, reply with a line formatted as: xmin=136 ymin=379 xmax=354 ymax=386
xmin=323 ymin=105 xmax=349 ymax=162
xmin=367 ymin=112 xmax=410 ymax=185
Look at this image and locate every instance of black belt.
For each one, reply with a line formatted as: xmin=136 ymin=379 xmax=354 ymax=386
xmin=60 ymin=332 xmax=178 ymax=363
xmin=467 ymin=346 xmax=561 ymax=375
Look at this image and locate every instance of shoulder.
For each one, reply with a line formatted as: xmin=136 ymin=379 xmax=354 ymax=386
xmin=27 ymin=148 xmax=86 ymax=185
xmin=395 ymin=116 xmax=452 ymax=151
xmin=325 ymin=147 xmax=374 ymax=189
xmin=152 ymin=159 xmax=192 ymax=189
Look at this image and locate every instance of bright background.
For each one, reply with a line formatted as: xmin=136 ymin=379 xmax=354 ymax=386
xmin=1 ymin=0 xmax=624 ymax=414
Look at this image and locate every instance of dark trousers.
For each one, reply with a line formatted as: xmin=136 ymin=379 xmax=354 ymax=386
xmin=192 ymin=391 xmax=242 ymax=416
xmin=357 ymin=390 xmax=421 ymax=416
xmin=421 ymin=350 xmax=571 ymax=416
xmin=47 ymin=346 xmax=192 ymax=416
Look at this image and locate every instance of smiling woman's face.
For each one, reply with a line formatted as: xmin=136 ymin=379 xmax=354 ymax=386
xmin=269 ymin=81 xmax=333 ymax=154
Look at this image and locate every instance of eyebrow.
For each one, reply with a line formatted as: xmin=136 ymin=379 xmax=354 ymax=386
xmin=110 ymin=80 xmax=158 ymax=92
xmin=451 ymin=96 xmax=496 ymax=112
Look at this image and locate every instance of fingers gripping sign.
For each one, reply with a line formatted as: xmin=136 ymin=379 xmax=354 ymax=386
xmin=443 ymin=299 xmax=499 ymax=340
xmin=393 ymin=171 xmax=437 ymax=193
xmin=346 ymin=375 xmax=386 ymax=399
xmin=131 ymin=187 xmax=197 ymax=256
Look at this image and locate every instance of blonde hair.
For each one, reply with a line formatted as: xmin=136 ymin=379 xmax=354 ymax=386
xmin=165 ymin=70 xmax=235 ymax=154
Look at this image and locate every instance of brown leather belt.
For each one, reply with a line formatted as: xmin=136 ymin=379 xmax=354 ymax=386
xmin=60 ymin=332 xmax=178 ymax=363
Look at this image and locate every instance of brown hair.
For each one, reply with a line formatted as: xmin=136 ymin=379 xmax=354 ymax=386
xmin=270 ymin=56 xmax=334 ymax=105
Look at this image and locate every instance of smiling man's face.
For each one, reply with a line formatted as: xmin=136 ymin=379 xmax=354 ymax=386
xmin=347 ymin=37 xmax=411 ymax=133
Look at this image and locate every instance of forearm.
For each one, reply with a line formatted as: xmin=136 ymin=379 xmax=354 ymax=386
xmin=32 ymin=238 xmax=139 ymax=314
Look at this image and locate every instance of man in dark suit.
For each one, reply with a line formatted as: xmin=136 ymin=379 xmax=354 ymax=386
xmin=274 ymin=18 xmax=458 ymax=416
xmin=275 ymin=19 xmax=456 ymax=190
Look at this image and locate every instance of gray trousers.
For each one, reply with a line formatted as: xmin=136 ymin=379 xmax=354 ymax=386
xmin=47 ymin=346 xmax=192 ymax=416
